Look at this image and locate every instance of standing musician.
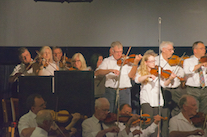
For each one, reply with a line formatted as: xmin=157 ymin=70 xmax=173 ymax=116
xmin=18 ymin=93 xmax=81 ymax=137
xmin=9 ymin=47 xmax=35 ymax=83
xmin=82 ymin=97 xmax=140 ymax=137
xmin=118 ymin=103 xmax=162 ymax=137
xmin=155 ymin=41 xmax=185 ymax=136
xmin=134 ymin=49 xmax=176 ymax=137
xmin=52 ymin=46 xmax=63 ymax=70
xmin=169 ymin=95 xmax=205 ymax=137
xmin=95 ymin=41 xmax=142 ymax=113
xmin=33 ymin=46 xmax=59 ymax=76
xmin=183 ymin=41 xmax=207 ymax=114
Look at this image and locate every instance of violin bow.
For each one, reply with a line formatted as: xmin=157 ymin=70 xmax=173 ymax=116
xmin=115 ymin=46 xmax=131 ymax=125
xmin=53 ymin=121 xmax=67 ymax=137
xmin=203 ymin=114 xmax=207 ymax=129
xmin=173 ymin=52 xmax=186 ymax=73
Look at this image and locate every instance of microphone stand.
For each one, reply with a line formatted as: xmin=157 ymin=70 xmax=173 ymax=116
xmin=157 ymin=17 xmax=162 ymax=137
xmin=115 ymin=47 xmax=131 ymax=126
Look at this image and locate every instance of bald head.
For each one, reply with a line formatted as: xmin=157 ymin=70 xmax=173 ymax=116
xmin=36 ymin=109 xmax=53 ymax=126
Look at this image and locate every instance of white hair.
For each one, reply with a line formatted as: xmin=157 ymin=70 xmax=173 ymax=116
xmin=95 ymin=98 xmax=110 ymax=108
xmin=36 ymin=110 xmax=53 ymax=126
xmin=160 ymin=41 xmax=174 ymax=51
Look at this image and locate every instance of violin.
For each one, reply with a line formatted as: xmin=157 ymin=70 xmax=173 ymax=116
xmin=191 ymin=112 xmax=207 ymax=128
xmin=68 ymin=66 xmax=79 ymax=71
xmin=199 ymin=56 xmax=207 ymax=63
xmin=168 ymin=55 xmax=189 ymax=67
xmin=59 ymin=56 xmax=72 ymax=68
xmin=117 ymin=54 xmax=136 ymax=66
xmin=150 ymin=65 xmax=184 ymax=81
xmin=49 ymin=110 xmax=87 ymax=123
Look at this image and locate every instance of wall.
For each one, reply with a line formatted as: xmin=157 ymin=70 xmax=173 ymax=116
xmin=0 ymin=0 xmax=207 ymax=47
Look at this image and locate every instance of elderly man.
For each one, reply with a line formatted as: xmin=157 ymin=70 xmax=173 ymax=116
xmin=82 ymin=98 xmax=140 ymax=137
xmin=52 ymin=46 xmax=63 ymax=69
xmin=118 ymin=104 xmax=162 ymax=137
xmin=30 ymin=109 xmax=53 ymax=137
xmin=9 ymin=47 xmax=35 ymax=83
xmin=183 ymin=41 xmax=207 ymax=114
xmin=169 ymin=95 xmax=205 ymax=137
xmin=95 ymin=41 xmax=142 ymax=113
xmin=18 ymin=94 xmax=80 ymax=137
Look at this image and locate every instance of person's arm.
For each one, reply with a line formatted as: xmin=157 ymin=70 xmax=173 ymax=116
xmin=95 ymin=69 xmax=119 ymax=76
xmin=128 ymin=54 xmax=142 ymax=79
xmin=138 ymin=75 xmax=156 ymax=83
xmin=169 ymin=129 xmax=204 ymax=137
xmin=21 ymin=127 xmax=36 ymax=137
xmin=95 ymin=126 xmax=120 ymax=137
xmin=65 ymin=113 xmax=81 ymax=131
xmin=164 ymin=72 xmax=176 ymax=86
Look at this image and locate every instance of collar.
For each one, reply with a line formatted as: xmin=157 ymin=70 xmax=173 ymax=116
xmin=177 ymin=112 xmax=192 ymax=124
xmin=29 ymin=110 xmax=37 ymax=119
xmin=92 ymin=115 xmax=100 ymax=124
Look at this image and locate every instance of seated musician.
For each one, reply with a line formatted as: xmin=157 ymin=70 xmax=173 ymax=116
xmin=71 ymin=53 xmax=90 ymax=70
xmin=82 ymin=97 xmax=140 ymax=137
xmin=52 ymin=46 xmax=63 ymax=70
xmin=169 ymin=95 xmax=205 ymax=137
xmin=30 ymin=109 xmax=53 ymax=137
xmin=118 ymin=103 xmax=161 ymax=137
xmin=9 ymin=47 xmax=35 ymax=83
xmin=18 ymin=94 xmax=81 ymax=137
xmin=33 ymin=46 xmax=59 ymax=76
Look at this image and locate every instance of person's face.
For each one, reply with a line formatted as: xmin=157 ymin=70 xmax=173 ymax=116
xmin=194 ymin=43 xmax=206 ymax=58
xmin=145 ymin=55 xmax=155 ymax=69
xmin=184 ymin=97 xmax=198 ymax=118
xmin=96 ymin=104 xmax=110 ymax=121
xmin=74 ymin=56 xmax=82 ymax=69
xmin=42 ymin=48 xmax=51 ymax=61
xmin=96 ymin=56 xmax=103 ymax=68
xmin=120 ymin=105 xmax=132 ymax=116
xmin=53 ymin=48 xmax=62 ymax=62
xmin=32 ymin=97 xmax=47 ymax=114
xmin=20 ymin=50 xmax=32 ymax=64
xmin=162 ymin=44 xmax=174 ymax=59
xmin=113 ymin=46 xmax=123 ymax=60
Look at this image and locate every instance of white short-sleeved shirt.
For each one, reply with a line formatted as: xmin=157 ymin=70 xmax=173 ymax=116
xmin=30 ymin=127 xmax=48 ymax=137
xmin=155 ymin=54 xmax=184 ymax=88
xmin=18 ymin=110 xmax=37 ymax=137
xmin=82 ymin=115 xmax=129 ymax=137
xmin=135 ymin=73 xmax=165 ymax=107
xmin=97 ymin=56 xmax=132 ymax=88
xmin=169 ymin=112 xmax=205 ymax=137
xmin=183 ymin=55 xmax=207 ymax=87
xmin=118 ymin=122 xmax=157 ymax=137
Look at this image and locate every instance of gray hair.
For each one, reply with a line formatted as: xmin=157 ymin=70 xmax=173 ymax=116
xmin=36 ymin=110 xmax=53 ymax=126
xmin=95 ymin=98 xmax=110 ymax=108
xmin=192 ymin=41 xmax=204 ymax=51
xmin=160 ymin=41 xmax=174 ymax=51
xmin=178 ymin=95 xmax=195 ymax=109
xmin=111 ymin=41 xmax=123 ymax=49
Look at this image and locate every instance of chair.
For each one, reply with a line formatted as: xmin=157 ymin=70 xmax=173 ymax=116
xmin=2 ymin=98 xmax=19 ymax=137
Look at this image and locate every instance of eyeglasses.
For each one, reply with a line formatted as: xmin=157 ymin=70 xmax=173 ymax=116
xmin=196 ymin=47 xmax=206 ymax=50
xmin=167 ymin=48 xmax=175 ymax=52
xmin=72 ymin=60 xmax=81 ymax=63
xmin=38 ymin=101 xmax=47 ymax=108
xmin=147 ymin=60 xmax=155 ymax=63
xmin=114 ymin=50 xmax=123 ymax=53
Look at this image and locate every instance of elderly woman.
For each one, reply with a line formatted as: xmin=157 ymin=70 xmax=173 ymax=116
xmin=71 ymin=53 xmax=89 ymax=70
xmin=34 ymin=46 xmax=59 ymax=76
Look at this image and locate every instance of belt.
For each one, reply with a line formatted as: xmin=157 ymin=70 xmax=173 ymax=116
xmin=186 ymin=86 xmax=205 ymax=89
xmin=107 ymin=87 xmax=129 ymax=91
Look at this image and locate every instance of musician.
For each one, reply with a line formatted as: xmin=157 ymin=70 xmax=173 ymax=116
xmin=52 ymin=46 xmax=63 ymax=70
xmin=169 ymin=95 xmax=205 ymax=137
xmin=71 ymin=53 xmax=90 ymax=70
xmin=155 ymin=41 xmax=185 ymax=136
xmin=18 ymin=94 xmax=80 ymax=137
xmin=183 ymin=41 xmax=207 ymax=114
xmin=82 ymin=97 xmax=140 ymax=137
xmin=135 ymin=49 xmax=176 ymax=137
xmin=33 ymin=46 xmax=59 ymax=76
xmin=118 ymin=103 xmax=162 ymax=137
xmin=155 ymin=41 xmax=185 ymax=116
xmin=30 ymin=109 xmax=53 ymax=137
xmin=9 ymin=47 xmax=35 ymax=83
xmin=90 ymin=53 xmax=105 ymax=98
xmin=95 ymin=41 xmax=142 ymax=113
